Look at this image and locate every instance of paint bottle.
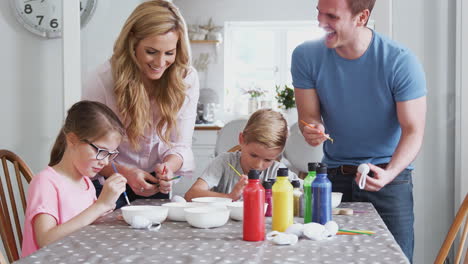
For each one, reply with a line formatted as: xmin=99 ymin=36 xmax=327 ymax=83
xmin=292 ymin=179 xmax=303 ymax=217
xmin=243 ymin=170 xmax=265 ymax=241
xmin=312 ymin=164 xmax=332 ymax=224
xmin=303 ymin=162 xmax=318 ymax=223
xmin=272 ymin=168 xmax=293 ymax=232
xmin=262 ymin=180 xmax=273 ymax=217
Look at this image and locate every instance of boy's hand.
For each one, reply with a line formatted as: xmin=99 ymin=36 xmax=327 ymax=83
xmin=228 ymin=175 xmax=248 ymax=201
xmin=97 ymin=173 xmax=127 ymax=211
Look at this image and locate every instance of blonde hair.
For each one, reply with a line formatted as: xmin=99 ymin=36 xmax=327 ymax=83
xmin=111 ymin=0 xmax=191 ymax=149
xmin=49 ymin=101 xmax=126 ymax=166
xmin=242 ymin=109 xmax=288 ymax=150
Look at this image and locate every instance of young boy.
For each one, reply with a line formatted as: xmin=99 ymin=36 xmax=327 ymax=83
xmin=185 ymin=109 xmax=298 ymax=201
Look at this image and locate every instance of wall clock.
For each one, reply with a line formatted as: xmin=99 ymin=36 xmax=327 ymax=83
xmin=11 ymin=0 xmax=97 ymax=39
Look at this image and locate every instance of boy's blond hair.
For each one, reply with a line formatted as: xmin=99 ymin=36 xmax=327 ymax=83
xmin=242 ymin=109 xmax=288 ymax=149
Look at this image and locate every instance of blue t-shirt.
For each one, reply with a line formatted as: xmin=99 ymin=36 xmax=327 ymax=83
xmin=291 ymin=30 xmax=426 ymax=168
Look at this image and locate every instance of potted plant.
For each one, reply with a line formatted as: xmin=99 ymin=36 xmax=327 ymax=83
xmin=275 ymin=84 xmax=296 ymax=110
xmin=243 ymin=85 xmax=267 ymax=114
xmin=275 ymin=84 xmax=297 ymax=124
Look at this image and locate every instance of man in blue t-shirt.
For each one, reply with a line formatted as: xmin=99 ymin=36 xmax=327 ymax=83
xmin=291 ymin=0 xmax=426 ymax=262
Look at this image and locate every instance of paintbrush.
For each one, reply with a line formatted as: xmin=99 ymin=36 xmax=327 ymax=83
xmin=300 ymin=120 xmax=334 ymax=143
xmin=227 ymin=163 xmax=242 ymax=177
xmin=111 ymin=161 xmax=131 ymax=206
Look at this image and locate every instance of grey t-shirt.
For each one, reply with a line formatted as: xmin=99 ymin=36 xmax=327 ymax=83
xmin=200 ymin=151 xmax=298 ymax=194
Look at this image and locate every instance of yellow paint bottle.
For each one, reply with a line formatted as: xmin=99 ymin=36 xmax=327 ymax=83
xmin=272 ymin=168 xmax=294 ymax=232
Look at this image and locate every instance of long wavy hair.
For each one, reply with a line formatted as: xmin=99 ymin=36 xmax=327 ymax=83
xmin=49 ymin=101 xmax=126 ymax=166
xmin=111 ymin=0 xmax=191 ymax=149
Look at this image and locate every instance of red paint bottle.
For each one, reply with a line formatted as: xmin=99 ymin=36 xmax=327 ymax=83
xmin=243 ymin=170 xmax=265 ymax=241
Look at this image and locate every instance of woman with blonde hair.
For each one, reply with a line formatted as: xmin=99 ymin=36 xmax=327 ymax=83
xmin=83 ymin=0 xmax=199 ymax=207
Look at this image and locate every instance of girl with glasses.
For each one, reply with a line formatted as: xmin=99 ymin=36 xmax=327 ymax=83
xmin=21 ymin=101 xmax=127 ymax=257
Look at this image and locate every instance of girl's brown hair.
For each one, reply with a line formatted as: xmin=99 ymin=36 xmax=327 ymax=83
xmin=111 ymin=0 xmax=191 ymax=149
xmin=49 ymin=100 xmax=126 ymax=166
xmin=242 ymin=109 xmax=288 ymax=150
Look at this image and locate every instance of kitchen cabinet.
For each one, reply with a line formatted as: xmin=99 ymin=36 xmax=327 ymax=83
xmin=173 ymin=129 xmax=218 ymax=196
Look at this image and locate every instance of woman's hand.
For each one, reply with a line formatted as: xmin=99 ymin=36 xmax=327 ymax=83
xmin=96 ymin=173 xmax=127 ymax=211
xmin=228 ymin=175 xmax=248 ymax=201
xmin=122 ymin=166 xmax=159 ymax=196
xmin=154 ymin=163 xmax=173 ymax=194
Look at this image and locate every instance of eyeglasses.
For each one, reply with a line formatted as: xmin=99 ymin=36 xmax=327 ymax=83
xmin=82 ymin=140 xmax=119 ymax=161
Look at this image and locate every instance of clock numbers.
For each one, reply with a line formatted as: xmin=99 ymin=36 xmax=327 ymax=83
xmin=24 ymin=4 xmax=32 ymax=14
xmin=50 ymin=19 xmax=58 ymax=28
xmin=36 ymin=15 xmax=43 ymax=25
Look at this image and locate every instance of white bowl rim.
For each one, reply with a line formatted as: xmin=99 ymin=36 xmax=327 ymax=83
xmin=191 ymin=197 xmax=233 ymax=203
xmin=121 ymin=205 xmax=167 ymax=211
xmin=184 ymin=206 xmax=228 ymax=214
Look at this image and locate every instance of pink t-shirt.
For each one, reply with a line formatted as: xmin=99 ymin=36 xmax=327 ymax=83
xmin=82 ymin=61 xmax=200 ymax=176
xmin=21 ymin=167 xmax=97 ymax=257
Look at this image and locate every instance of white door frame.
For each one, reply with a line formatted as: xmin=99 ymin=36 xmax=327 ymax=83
xmin=455 ymin=0 xmax=468 ymax=208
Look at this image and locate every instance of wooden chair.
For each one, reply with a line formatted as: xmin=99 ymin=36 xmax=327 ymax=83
xmin=227 ymin=145 xmax=241 ymax=153
xmin=0 ymin=150 xmax=34 ymax=262
xmin=435 ymin=193 xmax=468 ymax=264
xmin=0 ymin=251 xmax=7 ymax=264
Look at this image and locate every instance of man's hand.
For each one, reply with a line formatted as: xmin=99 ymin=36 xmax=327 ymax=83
xmin=355 ymin=164 xmax=398 ymax=192
xmin=301 ymin=122 xmax=328 ymax=147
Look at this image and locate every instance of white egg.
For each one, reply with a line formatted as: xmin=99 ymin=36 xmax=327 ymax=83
xmin=267 ymin=232 xmax=298 ymax=245
xmin=285 ymin=223 xmax=304 ymax=237
xmin=266 ymin=231 xmax=282 ymax=241
xmin=324 ymin=221 xmax=339 ymax=237
xmin=303 ymin=222 xmax=327 ymax=241
xmin=130 ymin=215 xmax=151 ymax=229
xmin=171 ymin=195 xmax=187 ymax=203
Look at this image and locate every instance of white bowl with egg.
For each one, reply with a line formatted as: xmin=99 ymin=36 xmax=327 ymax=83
xmin=121 ymin=205 xmax=168 ymax=225
xmin=162 ymin=202 xmax=203 ymax=221
xmin=184 ymin=206 xmax=230 ymax=228
xmin=332 ymin=192 xmax=343 ymax=208
xmin=226 ymin=201 xmax=269 ymax=221
xmin=191 ymin=197 xmax=232 ymax=208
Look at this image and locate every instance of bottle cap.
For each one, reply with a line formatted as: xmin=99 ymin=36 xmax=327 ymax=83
xmin=248 ymin=170 xmax=261 ymax=179
xmin=277 ymin=168 xmax=289 ymax=176
xmin=268 ymin=178 xmax=276 ymax=184
xmin=291 ymin=179 xmax=300 ymax=188
xmin=317 ymin=165 xmax=328 ymax=174
xmin=262 ymin=180 xmax=273 ymax=189
xmin=308 ymin=162 xmax=319 ymax=172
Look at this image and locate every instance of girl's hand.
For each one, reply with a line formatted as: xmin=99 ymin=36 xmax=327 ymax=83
xmin=122 ymin=166 xmax=158 ymax=196
xmin=154 ymin=163 xmax=173 ymax=194
xmin=96 ymin=173 xmax=127 ymax=211
xmin=229 ymin=175 xmax=248 ymax=201
xmin=301 ymin=122 xmax=327 ymax=146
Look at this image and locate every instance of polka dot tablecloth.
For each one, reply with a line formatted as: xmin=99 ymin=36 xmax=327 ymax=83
xmin=18 ymin=200 xmax=409 ymax=264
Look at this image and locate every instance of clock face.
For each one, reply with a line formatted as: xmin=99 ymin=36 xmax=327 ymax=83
xmin=12 ymin=0 xmax=97 ymax=39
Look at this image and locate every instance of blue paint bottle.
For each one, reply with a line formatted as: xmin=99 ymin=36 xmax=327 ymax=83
xmin=312 ymin=164 xmax=332 ymax=224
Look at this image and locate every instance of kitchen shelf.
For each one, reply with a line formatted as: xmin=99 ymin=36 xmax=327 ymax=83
xmin=190 ymin=40 xmax=221 ymax=44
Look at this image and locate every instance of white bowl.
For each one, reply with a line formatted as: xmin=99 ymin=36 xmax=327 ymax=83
xmin=191 ymin=197 xmax=232 ymax=208
xmin=332 ymin=192 xmax=343 ymax=208
xmin=162 ymin=202 xmax=202 ymax=221
xmin=184 ymin=206 xmax=230 ymax=228
xmin=121 ymin=205 xmax=168 ymax=225
xmin=226 ymin=202 xmax=269 ymax=221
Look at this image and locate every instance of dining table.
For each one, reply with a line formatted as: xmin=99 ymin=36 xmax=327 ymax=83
xmin=17 ymin=199 xmax=409 ymax=264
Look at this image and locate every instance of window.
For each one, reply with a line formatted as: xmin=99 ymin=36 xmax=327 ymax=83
xmin=223 ymin=20 xmax=374 ymax=115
